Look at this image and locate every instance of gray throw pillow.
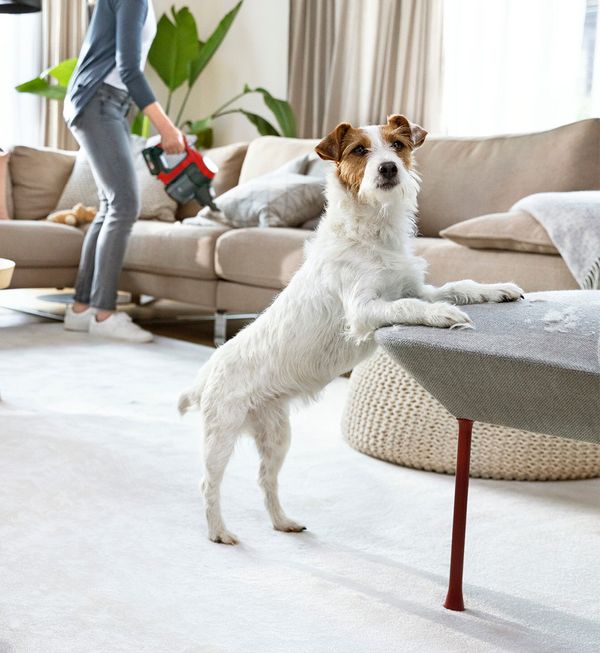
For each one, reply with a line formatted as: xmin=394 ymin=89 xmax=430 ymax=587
xmin=186 ymin=153 xmax=326 ymax=228
xmin=54 ymin=135 xmax=177 ymax=222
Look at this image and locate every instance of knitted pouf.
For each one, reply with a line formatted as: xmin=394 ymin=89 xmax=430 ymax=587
xmin=343 ymin=349 xmax=600 ymax=481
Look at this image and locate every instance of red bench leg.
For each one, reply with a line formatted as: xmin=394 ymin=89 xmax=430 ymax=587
xmin=444 ymin=417 xmax=473 ymax=612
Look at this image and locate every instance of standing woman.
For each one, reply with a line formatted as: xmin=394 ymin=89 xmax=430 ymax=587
xmin=63 ymin=0 xmax=184 ymax=343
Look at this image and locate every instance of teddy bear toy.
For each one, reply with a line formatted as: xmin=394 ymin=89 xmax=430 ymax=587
xmin=47 ymin=203 xmax=96 ymax=227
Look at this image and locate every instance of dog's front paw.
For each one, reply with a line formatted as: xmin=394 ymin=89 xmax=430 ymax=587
xmin=484 ymin=283 xmax=524 ymax=303
xmin=425 ymin=302 xmax=473 ymax=329
xmin=209 ymin=529 xmax=239 ymax=545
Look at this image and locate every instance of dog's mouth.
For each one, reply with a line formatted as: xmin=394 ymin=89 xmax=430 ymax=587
xmin=376 ymin=180 xmax=399 ymax=191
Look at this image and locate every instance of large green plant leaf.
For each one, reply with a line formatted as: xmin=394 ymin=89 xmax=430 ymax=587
xmin=186 ymin=117 xmax=213 ymax=148
xmin=188 ymin=0 xmax=242 ymax=86
xmin=240 ymin=110 xmax=279 ymax=136
xmin=131 ymin=111 xmax=151 ymax=138
xmin=15 ymin=77 xmax=67 ymax=100
xmin=148 ymin=7 xmax=200 ymax=92
xmin=247 ymin=85 xmax=297 ymax=137
xmin=187 ymin=116 xmax=213 ymax=133
xmin=47 ymin=58 xmax=77 ymax=86
xmin=194 ymin=127 xmax=214 ymax=149
xmin=15 ymin=57 xmax=77 ymax=100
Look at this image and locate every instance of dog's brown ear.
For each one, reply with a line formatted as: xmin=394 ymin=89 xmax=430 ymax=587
xmin=315 ymin=122 xmax=352 ymax=162
xmin=387 ymin=114 xmax=427 ymax=149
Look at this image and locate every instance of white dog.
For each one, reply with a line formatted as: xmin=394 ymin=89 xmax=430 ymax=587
xmin=179 ymin=114 xmax=523 ymax=544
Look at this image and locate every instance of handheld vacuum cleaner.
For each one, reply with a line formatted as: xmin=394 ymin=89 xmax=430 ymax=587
xmin=142 ymin=137 xmax=220 ymax=211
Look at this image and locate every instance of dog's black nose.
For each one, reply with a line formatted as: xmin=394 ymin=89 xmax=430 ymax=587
xmin=378 ymin=162 xmax=398 ymax=179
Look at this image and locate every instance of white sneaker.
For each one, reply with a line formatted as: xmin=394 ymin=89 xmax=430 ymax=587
xmin=89 ymin=312 xmax=154 ymax=343
xmin=64 ymin=305 xmax=96 ymax=332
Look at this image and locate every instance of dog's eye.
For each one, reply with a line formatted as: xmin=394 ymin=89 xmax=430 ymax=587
xmin=392 ymin=140 xmax=403 ymax=149
xmin=352 ymin=145 xmax=367 ymax=156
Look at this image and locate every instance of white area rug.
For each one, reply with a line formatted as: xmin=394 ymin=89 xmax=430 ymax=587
xmin=1 ymin=324 xmax=599 ymax=653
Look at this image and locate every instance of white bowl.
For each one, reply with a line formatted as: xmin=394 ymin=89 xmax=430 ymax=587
xmin=0 ymin=258 xmax=15 ymax=290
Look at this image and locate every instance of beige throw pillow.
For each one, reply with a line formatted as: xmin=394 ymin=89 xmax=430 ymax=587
xmin=0 ymin=152 xmax=11 ymax=219
xmin=55 ymin=135 xmax=177 ymax=222
xmin=9 ymin=146 xmax=76 ymax=219
xmin=440 ymin=211 xmax=558 ymax=255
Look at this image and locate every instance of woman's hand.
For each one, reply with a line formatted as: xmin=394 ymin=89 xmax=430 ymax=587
xmin=143 ymin=101 xmax=186 ymax=154
xmin=159 ymin=124 xmax=186 ymax=154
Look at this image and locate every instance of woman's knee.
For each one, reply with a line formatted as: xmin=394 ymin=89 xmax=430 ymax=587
xmin=109 ymin=191 xmax=141 ymax=221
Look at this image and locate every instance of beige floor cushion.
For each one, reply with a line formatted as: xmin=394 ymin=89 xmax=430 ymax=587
xmin=124 ymin=221 xmax=229 ymax=280
xmin=215 ymin=227 xmax=312 ymax=288
xmin=343 ymin=349 xmax=600 ymax=481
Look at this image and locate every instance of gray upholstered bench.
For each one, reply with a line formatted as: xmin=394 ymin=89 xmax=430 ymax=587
xmin=375 ymin=290 xmax=600 ymax=612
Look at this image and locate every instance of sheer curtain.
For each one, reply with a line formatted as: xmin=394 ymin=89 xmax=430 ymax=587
xmin=42 ymin=0 xmax=89 ymax=150
xmin=0 ymin=12 xmax=43 ymax=148
xmin=442 ymin=0 xmax=592 ymax=136
xmin=288 ymin=0 xmax=444 ymax=138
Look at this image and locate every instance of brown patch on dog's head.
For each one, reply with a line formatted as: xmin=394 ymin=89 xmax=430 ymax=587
xmin=382 ymin=114 xmax=428 ymax=162
xmin=315 ymin=122 xmax=374 ymax=196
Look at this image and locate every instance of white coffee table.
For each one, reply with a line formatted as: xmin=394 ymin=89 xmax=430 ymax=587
xmin=0 ymin=258 xmax=15 ymax=290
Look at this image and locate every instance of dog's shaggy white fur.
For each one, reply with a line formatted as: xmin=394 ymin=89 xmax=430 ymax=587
xmin=179 ymin=115 xmax=523 ymax=545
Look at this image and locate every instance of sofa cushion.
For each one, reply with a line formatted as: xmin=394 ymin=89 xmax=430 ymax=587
xmin=124 ymin=221 xmax=229 ymax=280
xmin=215 ymin=227 xmax=312 ymax=288
xmin=55 ymin=136 xmax=178 ymax=222
xmin=440 ymin=210 xmax=558 ymax=255
xmin=413 ymin=237 xmax=577 ymax=292
xmin=9 ymin=146 xmax=76 ymax=220
xmin=177 ymin=141 xmax=250 ymax=219
xmin=415 ymin=119 xmax=600 ymax=237
xmin=0 ymin=152 xmax=11 ymax=220
xmin=194 ymin=154 xmax=326 ymax=229
xmin=0 ymin=220 xmax=83 ymax=267
xmin=239 ymin=136 xmax=320 ymax=184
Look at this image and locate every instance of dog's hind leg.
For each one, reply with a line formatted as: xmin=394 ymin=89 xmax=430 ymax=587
xmin=250 ymin=402 xmax=306 ymax=534
xmin=202 ymin=413 xmax=242 ymax=545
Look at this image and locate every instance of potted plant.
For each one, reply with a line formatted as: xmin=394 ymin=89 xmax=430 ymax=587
xmin=16 ymin=1 xmax=297 ymax=147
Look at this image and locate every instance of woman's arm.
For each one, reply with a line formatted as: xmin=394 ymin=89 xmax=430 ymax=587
xmin=144 ymin=102 xmax=185 ymax=154
xmin=114 ymin=0 xmax=184 ymax=154
xmin=113 ymin=0 xmax=155 ymax=112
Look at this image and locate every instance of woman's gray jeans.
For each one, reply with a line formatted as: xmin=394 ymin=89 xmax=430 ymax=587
xmin=69 ymin=83 xmax=140 ymax=311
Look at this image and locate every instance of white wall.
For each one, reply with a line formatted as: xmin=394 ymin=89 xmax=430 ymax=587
xmin=148 ymin=0 xmax=289 ymax=146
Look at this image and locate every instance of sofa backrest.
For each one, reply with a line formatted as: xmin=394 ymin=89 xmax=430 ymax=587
xmin=240 ymin=119 xmax=600 ymax=237
xmin=239 ymin=136 xmax=319 ymax=184
xmin=415 ymin=118 xmax=600 ymax=236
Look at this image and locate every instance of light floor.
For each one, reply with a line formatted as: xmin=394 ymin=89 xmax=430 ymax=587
xmin=1 ymin=323 xmax=598 ymax=653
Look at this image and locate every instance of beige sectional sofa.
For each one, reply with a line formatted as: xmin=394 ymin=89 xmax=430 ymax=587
xmin=2 ymin=118 xmax=597 ymax=323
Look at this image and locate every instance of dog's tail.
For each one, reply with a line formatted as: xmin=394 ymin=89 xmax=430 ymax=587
xmin=178 ymin=361 xmax=212 ymax=416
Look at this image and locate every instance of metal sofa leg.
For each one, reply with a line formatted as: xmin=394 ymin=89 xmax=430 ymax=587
xmin=444 ymin=417 xmax=473 ymax=612
xmin=214 ymin=311 xmax=227 ymax=347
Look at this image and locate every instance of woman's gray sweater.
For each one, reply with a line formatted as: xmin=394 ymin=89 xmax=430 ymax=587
xmin=64 ymin=0 xmax=156 ymax=127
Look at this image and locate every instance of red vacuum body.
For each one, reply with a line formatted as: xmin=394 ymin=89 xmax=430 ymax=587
xmin=143 ymin=138 xmax=220 ymax=211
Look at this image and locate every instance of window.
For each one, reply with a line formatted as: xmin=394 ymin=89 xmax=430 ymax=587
xmin=0 ymin=11 xmax=43 ymax=147
xmin=441 ymin=0 xmax=598 ymax=136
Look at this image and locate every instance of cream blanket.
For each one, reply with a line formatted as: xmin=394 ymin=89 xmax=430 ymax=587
xmin=512 ymin=191 xmax=600 ymax=289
